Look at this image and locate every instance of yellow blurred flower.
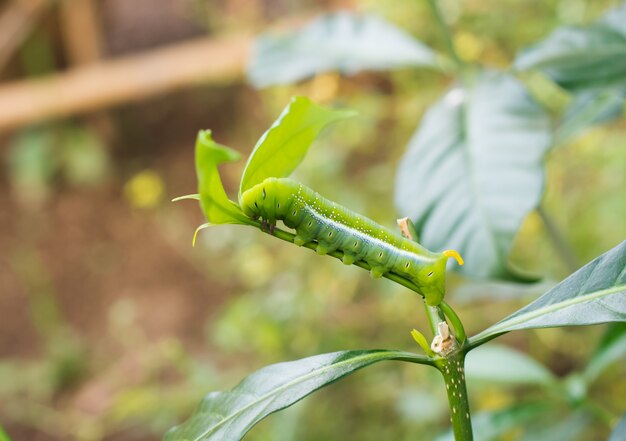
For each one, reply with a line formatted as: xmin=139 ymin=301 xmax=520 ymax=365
xmin=123 ymin=170 xmax=164 ymax=209
xmin=454 ymin=31 xmax=484 ymax=62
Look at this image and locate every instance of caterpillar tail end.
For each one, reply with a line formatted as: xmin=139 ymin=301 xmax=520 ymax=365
xmin=443 ymin=249 xmax=464 ymax=266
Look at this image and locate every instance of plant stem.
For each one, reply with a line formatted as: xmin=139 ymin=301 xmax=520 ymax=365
xmin=268 ymin=223 xmax=474 ymax=438
xmin=436 ymin=351 xmax=473 ymax=441
xmin=425 ymin=0 xmax=463 ymax=68
xmin=536 ymin=204 xmax=579 ymax=273
xmin=581 ymin=398 xmax=616 ymax=428
xmin=425 ymin=304 xmax=445 ymax=335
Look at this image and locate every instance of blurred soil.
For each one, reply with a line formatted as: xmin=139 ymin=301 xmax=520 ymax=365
xmin=0 ymin=85 xmax=249 ymax=358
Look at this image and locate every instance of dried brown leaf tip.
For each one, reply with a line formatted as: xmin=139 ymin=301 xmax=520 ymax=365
xmin=397 ymin=217 xmax=415 ymax=241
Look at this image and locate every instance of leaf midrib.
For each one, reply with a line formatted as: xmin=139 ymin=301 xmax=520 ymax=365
xmin=470 ymin=283 xmax=626 ymax=344
xmin=520 ymin=46 xmax=626 ymax=69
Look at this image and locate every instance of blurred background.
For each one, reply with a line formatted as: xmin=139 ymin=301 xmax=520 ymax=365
xmin=0 ymin=0 xmax=624 ymax=440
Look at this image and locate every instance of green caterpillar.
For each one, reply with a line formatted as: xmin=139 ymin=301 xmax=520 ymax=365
xmin=241 ymin=177 xmax=463 ymax=306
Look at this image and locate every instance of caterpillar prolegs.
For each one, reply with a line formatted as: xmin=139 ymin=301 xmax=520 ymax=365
xmin=240 ymin=177 xmax=463 ymax=306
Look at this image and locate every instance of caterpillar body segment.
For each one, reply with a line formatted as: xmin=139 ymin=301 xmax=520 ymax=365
xmin=240 ymin=177 xmax=460 ymax=306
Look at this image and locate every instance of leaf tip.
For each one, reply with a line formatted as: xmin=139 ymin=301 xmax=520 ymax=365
xmin=192 ymin=223 xmax=212 ymax=247
xmin=172 ymin=194 xmax=201 ymax=202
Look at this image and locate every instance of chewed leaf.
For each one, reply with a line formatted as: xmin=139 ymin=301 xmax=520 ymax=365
xmin=195 ymin=130 xmax=250 ymax=225
xmin=238 ymin=96 xmax=356 ymax=201
xmin=172 ymin=194 xmax=201 ymax=202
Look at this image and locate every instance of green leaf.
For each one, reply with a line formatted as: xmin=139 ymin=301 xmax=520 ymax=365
xmin=465 ymin=344 xmax=555 ymax=386
xmin=584 ymin=322 xmax=626 ymax=384
xmin=164 ymin=350 xmax=430 ymax=441
xmin=556 ymin=87 xmax=625 ymax=145
xmin=395 ymin=69 xmax=551 ymax=280
xmin=435 ymin=403 xmax=549 ymax=441
xmin=602 ymin=3 xmax=626 ymax=36
xmin=519 ymin=412 xmax=590 ymax=441
xmin=469 ymin=240 xmax=626 ymax=348
xmin=248 ymin=12 xmax=438 ymax=87
xmin=514 ymin=4 xmax=626 ymax=91
xmin=0 ymin=425 xmax=11 ymax=441
xmin=609 ymin=414 xmax=626 ymax=441
xmin=195 ymin=130 xmax=249 ymax=225
xmin=238 ymin=96 xmax=355 ymax=198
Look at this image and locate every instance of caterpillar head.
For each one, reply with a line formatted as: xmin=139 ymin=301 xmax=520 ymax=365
xmin=418 ymin=250 xmax=464 ymax=306
xmin=240 ymin=182 xmax=267 ymax=219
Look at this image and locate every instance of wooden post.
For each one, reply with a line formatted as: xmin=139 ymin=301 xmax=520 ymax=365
xmin=0 ymin=33 xmax=251 ymax=132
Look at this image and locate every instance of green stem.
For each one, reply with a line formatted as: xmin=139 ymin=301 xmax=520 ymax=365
xmin=436 ymin=351 xmax=473 ymax=441
xmin=425 ymin=304 xmax=445 ymax=336
xmin=265 ymin=223 xmax=474 ymax=439
xmin=581 ymin=398 xmax=616 ymax=428
xmin=425 ymin=0 xmax=463 ymax=68
xmin=536 ymin=204 xmax=579 ymax=273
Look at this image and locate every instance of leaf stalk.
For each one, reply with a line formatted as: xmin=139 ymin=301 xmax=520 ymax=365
xmin=425 ymin=0 xmax=463 ymax=69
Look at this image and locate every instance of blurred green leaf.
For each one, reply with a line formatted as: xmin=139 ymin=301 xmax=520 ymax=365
xmin=164 ymin=350 xmax=431 ymax=441
xmin=248 ymin=12 xmax=439 ymax=87
xmin=395 ymin=69 xmax=551 ymax=280
xmin=435 ymin=403 xmax=548 ymax=441
xmin=195 ymin=130 xmax=249 ymax=225
xmin=556 ymin=87 xmax=625 ymax=145
xmin=584 ymin=322 xmax=626 ymax=384
xmin=602 ymin=3 xmax=626 ymax=35
xmin=470 ymin=240 xmax=626 ymax=348
xmin=609 ymin=414 xmax=626 ymax=441
xmin=514 ymin=4 xmax=626 ymax=91
xmin=238 ymin=96 xmax=355 ymax=198
xmin=465 ymin=344 xmax=555 ymax=386
xmin=519 ymin=412 xmax=590 ymax=441
xmin=0 ymin=425 xmax=11 ymax=441
xmin=7 ymin=129 xmax=58 ymax=204
xmin=60 ymin=125 xmax=110 ymax=186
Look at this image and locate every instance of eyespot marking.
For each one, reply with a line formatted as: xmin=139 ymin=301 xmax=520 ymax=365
xmin=427 ymin=271 xmax=434 ymax=277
